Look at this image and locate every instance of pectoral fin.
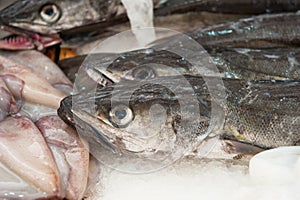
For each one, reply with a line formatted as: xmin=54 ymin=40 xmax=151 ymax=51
xmin=222 ymin=139 xmax=267 ymax=157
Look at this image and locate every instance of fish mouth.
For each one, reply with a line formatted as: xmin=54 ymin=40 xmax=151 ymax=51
xmin=57 ymin=95 xmax=122 ymax=154
xmin=85 ymin=67 xmax=114 ymax=88
xmin=58 ymin=95 xmax=146 ymax=154
xmin=0 ymin=25 xmax=61 ymax=50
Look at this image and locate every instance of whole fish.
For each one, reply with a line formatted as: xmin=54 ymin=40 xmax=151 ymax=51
xmin=2 ymin=0 xmax=299 ymax=34
xmin=1 ymin=0 xmax=300 ymax=50
xmin=63 ymin=11 xmax=300 ymax=55
xmin=0 ymin=0 xmax=123 ymax=35
xmin=58 ymin=75 xmax=300 ymax=157
xmin=58 ymin=46 xmax=300 ymax=84
xmin=155 ymin=0 xmax=300 ymax=15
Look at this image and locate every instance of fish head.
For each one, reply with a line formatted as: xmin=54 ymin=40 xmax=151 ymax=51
xmin=81 ymin=49 xmax=196 ymax=87
xmin=59 ymin=75 xmax=213 ymax=157
xmin=0 ymin=0 xmax=122 ymax=50
xmin=0 ymin=0 xmax=121 ymax=34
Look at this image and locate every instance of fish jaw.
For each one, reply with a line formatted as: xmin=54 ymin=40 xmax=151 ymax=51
xmin=0 ymin=25 xmax=61 ymax=50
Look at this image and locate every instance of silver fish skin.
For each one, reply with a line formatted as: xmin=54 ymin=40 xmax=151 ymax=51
xmin=155 ymin=0 xmax=300 ymax=14
xmin=0 ymin=0 xmax=122 ymax=35
xmin=190 ymin=12 xmax=300 ymax=48
xmin=58 ymin=47 xmax=300 ymax=84
xmin=208 ymin=47 xmax=300 ymax=80
xmin=4 ymin=0 xmax=300 ymax=35
xmin=58 ymin=75 xmax=300 ymax=156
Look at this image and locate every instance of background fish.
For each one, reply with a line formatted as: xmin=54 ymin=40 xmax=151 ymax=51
xmin=190 ymin=12 xmax=300 ymax=48
xmin=0 ymin=0 xmax=124 ymax=50
xmin=1 ymin=0 xmax=300 ymax=51
xmin=0 ymin=0 xmax=122 ymax=35
xmin=155 ymin=0 xmax=300 ymax=15
xmin=58 ymin=46 xmax=300 ymax=84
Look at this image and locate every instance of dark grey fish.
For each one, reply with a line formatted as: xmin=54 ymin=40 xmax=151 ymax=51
xmin=190 ymin=12 xmax=300 ymax=48
xmin=155 ymin=0 xmax=300 ymax=15
xmin=0 ymin=0 xmax=122 ymax=35
xmin=1 ymin=0 xmax=300 ymax=50
xmin=0 ymin=0 xmax=123 ymax=50
xmin=208 ymin=47 xmax=300 ymax=80
xmin=58 ymin=47 xmax=300 ymax=83
xmin=3 ymin=0 xmax=299 ymax=35
xmin=58 ymin=75 xmax=300 ymax=156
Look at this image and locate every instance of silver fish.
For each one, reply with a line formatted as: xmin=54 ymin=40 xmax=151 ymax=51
xmin=190 ymin=12 xmax=300 ymax=48
xmin=58 ymin=75 xmax=300 ymax=157
xmin=0 ymin=0 xmax=123 ymax=50
xmin=155 ymin=0 xmax=300 ymax=15
xmin=58 ymin=47 xmax=300 ymax=84
xmin=1 ymin=0 xmax=300 ymax=50
xmin=0 ymin=0 xmax=122 ymax=35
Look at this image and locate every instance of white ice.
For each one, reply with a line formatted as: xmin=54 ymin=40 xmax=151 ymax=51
xmin=121 ymin=0 xmax=156 ymax=47
xmin=87 ymin=147 xmax=300 ymax=200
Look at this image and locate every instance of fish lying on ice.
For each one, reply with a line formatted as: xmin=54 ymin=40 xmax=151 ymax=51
xmin=58 ymin=75 xmax=300 ymax=158
xmin=58 ymin=46 xmax=300 ymax=84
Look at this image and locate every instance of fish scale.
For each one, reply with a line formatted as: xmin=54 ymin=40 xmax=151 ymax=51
xmin=58 ymin=75 xmax=300 ymax=154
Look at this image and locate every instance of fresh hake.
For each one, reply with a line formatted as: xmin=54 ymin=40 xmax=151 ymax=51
xmin=58 ymin=75 xmax=300 ymax=156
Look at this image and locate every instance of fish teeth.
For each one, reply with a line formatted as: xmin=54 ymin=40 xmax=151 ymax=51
xmin=3 ymin=36 xmax=29 ymax=44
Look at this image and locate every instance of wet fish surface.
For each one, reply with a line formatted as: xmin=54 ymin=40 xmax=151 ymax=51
xmin=58 ymin=46 xmax=300 ymax=83
xmin=190 ymin=12 xmax=300 ymax=48
xmin=58 ymin=75 xmax=300 ymax=156
xmin=0 ymin=0 xmax=124 ymax=50
xmin=1 ymin=0 xmax=300 ymax=50
xmin=155 ymin=0 xmax=300 ymax=14
xmin=0 ymin=0 xmax=122 ymax=35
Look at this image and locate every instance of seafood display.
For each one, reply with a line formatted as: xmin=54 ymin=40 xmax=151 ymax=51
xmin=57 ymin=0 xmax=300 ymax=169
xmin=0 ymin=0 xmax=299 ymax=200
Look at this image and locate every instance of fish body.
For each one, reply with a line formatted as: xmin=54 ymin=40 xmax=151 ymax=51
xmin=2 ymin=0 xmax=300 ymax=34
xmin=58 ymin=75 xmax=300 ymax=156
xmin=155 ymin=0 xmax=300 ymax=15
xmin=191 ymin=12 xmax=300 ymax=48
xmin=1 ymin=0 xmax=300 ymax=50
xmin=58 ymin=46 xmax=300 ymax=84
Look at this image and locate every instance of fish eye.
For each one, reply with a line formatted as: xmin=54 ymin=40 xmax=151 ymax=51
xmin=40 ymin=4 xmax=61 ymax=23
xmin=109 ymin=105 xmax=133 ymax=128
xmin=132 ymin=66 xmax=156 ymax=80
